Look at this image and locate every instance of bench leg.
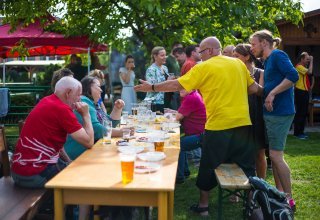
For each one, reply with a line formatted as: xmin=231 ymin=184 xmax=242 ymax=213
xmin=242 ymin=190 xmax=248 ymax=220
xmin=217 ymin=186 xmax=223 ymax=220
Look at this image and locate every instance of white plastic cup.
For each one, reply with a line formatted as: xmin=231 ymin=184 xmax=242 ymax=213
xmin=102 ymin=119 xmax=112 ymax=144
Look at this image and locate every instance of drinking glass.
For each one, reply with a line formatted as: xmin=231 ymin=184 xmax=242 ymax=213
xmin=153 ymin=131 xmax=165 ymax=152
xmin=122 ymin=111 xmax=129 ymax=124
xmin=131 ymin=103 xmax=138 ymax=115
xmin=102 ymin=119 xmax=112 ymax=144
xmin=122 ymin=128 xmax=131 ymax=142
xmin=119 ymin=152 xmax=136 ymax=184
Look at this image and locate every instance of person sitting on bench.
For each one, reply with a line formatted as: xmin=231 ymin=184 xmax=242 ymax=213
xmin=11 ymin=76 xmax=94 ymax=188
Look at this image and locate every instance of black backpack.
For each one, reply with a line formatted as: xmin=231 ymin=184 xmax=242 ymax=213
xmin=247 ymin=176 xmax=294 ymax=220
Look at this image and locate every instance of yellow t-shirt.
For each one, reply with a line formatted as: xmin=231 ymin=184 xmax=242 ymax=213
xmin=295 ymin=64 xmax=309 ymax=91
xmin=178 ymin=55 xmax=254 ymax=131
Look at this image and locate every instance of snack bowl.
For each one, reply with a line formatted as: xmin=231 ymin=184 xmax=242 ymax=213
xmin=134 ymin=162 xmax=161 ymax=174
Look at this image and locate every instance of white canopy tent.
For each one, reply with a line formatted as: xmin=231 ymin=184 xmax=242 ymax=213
xmin=1 ymin=60 xmax=65 ymax=85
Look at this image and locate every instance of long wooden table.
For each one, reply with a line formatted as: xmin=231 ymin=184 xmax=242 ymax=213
xmin=45 ymin=125 xmax=180 ymax=220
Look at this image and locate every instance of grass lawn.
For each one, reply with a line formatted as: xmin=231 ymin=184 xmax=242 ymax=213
xmin=173 ymin=132 xmax=320 ymax=219
xmin=3 ymin=125 xmax=319 ymax=219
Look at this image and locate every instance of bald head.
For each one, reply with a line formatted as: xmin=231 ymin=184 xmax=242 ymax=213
xmin=222 ymin=45 xmax=235 ymax=57
xmin=55 ymin=76 xmax=82 ymax=108
xmin=201 ymin=37 xmax=221 ymax=50
xmin=199 ymin=37 xmax=222 ymax=61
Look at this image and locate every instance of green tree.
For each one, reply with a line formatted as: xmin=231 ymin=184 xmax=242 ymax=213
xmin=1 ymin=0 xmax=303 ymax=52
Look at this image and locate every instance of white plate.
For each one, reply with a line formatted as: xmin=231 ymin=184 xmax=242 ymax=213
xmin=134 ymin=162 xmax=161 ymax=173
xmin=162 ymin=122 xmax=180 ymax=129
xmin=137 ymin=152 xmax=166 ymax=162
xmin=118 ymin=146 xmax=144 ymax=154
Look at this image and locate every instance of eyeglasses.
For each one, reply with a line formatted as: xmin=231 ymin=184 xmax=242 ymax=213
xmin=199 ymin=47 xmax=221 ymax=54
xmin=199 ymin=48 xmax=210 ymax=54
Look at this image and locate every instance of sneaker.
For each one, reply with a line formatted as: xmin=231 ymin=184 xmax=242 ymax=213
xmin=288 ymin=198 xmax=296 ymax=213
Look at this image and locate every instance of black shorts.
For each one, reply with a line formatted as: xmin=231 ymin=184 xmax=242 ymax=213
xmin=196 ymin=126 xmax=256 ymax=191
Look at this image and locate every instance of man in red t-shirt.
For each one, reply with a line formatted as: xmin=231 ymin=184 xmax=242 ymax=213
xmin=11 ymin=76 xmax=94 ymax=188
xmin=180 ymin=45 xmax=201 ymax=76
xmin=175 ymin=89 xmax=206 ymax=183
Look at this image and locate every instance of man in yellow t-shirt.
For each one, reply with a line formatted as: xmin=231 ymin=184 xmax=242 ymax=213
xmin=134 ymin=36 xmax=263 ymax=216
xmin=294 ymin=52 xmax=313 ymax=139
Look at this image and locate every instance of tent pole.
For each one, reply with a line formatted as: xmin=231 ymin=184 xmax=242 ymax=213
xmin=87 ymin=47 xmax=90 ymax=75
xmin=2 ymin=59 xmax=5 ymax=86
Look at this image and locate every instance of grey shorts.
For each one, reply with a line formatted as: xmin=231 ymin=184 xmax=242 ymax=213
xmin=263 ymin=114 xmax=294 ymax=151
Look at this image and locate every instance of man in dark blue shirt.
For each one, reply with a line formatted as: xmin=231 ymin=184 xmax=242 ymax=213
xmin=250 ymin=30 xmax=298 ymax=212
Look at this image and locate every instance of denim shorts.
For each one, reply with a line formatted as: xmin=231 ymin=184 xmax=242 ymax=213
xmin=263 ymin=114 xmax=294 ymax=151
xmin=12 ymin=158 xmax=68 ymax=189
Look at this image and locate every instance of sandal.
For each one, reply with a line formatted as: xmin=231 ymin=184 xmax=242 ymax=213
xmin=190 ymin=204 xmax=209 ymax=216
xmin=229 ymin=194 xmax=240 ymax=203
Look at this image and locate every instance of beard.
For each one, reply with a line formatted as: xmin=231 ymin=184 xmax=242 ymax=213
xmin=253 ymin=49 xmax=264 ymax=58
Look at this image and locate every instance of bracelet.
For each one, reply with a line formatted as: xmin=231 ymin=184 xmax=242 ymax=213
xmin=152 ymin=84 xmax=156 ymax=92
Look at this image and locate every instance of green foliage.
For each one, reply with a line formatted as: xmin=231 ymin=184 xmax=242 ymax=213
xmin=1 ymin=0 xmax=304 ymax=54
xmin=37 ymin=64 xmax=62 ymax=93
xmin=10 ymin=94 xmax=35 ymax=107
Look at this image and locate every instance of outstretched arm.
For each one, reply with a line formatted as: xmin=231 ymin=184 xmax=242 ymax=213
xmin=134 ymin=79 xmax=184 ymax=92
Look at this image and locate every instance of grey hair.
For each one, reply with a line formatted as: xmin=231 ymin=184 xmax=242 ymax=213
xmin=54 ymin=76 xmax=81 ymax=94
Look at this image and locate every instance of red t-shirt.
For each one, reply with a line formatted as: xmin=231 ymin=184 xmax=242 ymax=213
xmin=11 ymin=94 xmax=82 ymax=176
xmin=178 ymin=91 xmax=206 ymax=135
xmin=181 ymin=58 xmax=197 ymax=76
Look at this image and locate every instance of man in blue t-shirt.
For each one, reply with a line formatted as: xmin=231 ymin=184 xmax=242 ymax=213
xmin=250 ymin=30 xmax=299 ymax=212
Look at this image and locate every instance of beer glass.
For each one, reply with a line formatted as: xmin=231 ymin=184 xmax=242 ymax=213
xmin=120 ymin=153 xmax=136 ymax=184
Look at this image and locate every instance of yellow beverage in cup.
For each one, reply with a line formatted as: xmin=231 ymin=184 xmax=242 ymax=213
xmin=120 ymin=153 xmax=135 ymax=184
xmin=154 ymin=141 xmax=164 ymax=152
xmin=121 ymin=161 xmax=134 ymax=184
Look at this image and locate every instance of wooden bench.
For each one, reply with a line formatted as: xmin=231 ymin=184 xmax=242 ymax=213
xmin=214 ymin=163 xmax=251 ymax=220
xmin=309 ymin=99 xmax=320 ymax=126
xmin=0 ymin=125 xmax=49 ymax=220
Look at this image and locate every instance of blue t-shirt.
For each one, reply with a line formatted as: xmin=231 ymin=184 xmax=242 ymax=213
xmin=263 ymin=49 xmax=298 ymax=116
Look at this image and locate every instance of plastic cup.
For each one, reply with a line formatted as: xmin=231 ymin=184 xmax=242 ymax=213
xmin=154 ymin=141 xmax=165 ymax=152
xmin=131 ymin=103 xmax=138 ymax=115
xmin=102 ymin=120 xmax=112 ymax=144
xmin=122 ymin=128 xmax=131 ymax=142
xmin=153 ymin=131 xmax=165 ymax=152
xmin=122 ymin=111 xmax=129 ymax=124
xmin=120 ymin=153 xmax=136 ymax=184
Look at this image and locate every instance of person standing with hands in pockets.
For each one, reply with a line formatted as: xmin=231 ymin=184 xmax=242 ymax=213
xmin=119 ymin=55 xmax=137 ymax=112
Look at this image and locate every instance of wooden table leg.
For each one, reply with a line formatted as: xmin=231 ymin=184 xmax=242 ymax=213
xmin=54 ymin=189 xmax=64 ymax=220
xmin=168 ymin=191 xmax=174 ymax=220
xmin=93 ymin=205 xmax=100 ymax=220
xmin=158 ymin=192 xmax=168 ymax=220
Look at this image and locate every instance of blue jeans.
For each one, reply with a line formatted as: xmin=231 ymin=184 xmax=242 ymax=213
xmin=12 ymin=158 xmax=68 ymax=188
xmin=177 ymin=134 xmax=202 ymax=181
